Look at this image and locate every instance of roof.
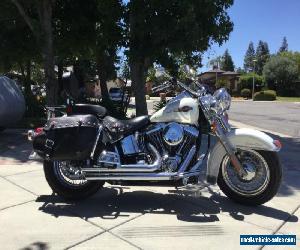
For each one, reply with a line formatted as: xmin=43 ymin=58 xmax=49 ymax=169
xmin=198 ymin=68 xmax=240 ymax=82
xmin=198 ymin=69 xmax=225 ymax=77
xmin=221 ymin=71 xmax=240 ymax=76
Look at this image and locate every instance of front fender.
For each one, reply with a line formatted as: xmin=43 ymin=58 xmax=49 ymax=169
xmin=206 ymin=128 xmax=281 ymax=184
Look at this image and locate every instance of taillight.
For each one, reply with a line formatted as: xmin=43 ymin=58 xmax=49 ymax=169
xmin=28 ymin=127 xmax=43 ymax=141
xmin=34 ymin=127 xmax=43 ymax=135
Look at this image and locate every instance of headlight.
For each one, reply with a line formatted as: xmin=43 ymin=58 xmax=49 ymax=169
xmin=212 ymin=88 xmax=231 ymax=114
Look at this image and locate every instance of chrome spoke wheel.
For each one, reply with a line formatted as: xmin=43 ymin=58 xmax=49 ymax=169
xmin=221 ymin=149 xmax=270 ymax=196
xmin=53 ymin=161 xmax=87 ymax=188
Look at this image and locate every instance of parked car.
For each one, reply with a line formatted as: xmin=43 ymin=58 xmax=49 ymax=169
xmin=109 ymin=87 xmax=126 ymax=102
xmin=0 ymin=76 xmax=25 ymax=131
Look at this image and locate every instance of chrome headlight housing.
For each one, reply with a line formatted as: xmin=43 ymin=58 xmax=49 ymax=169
xmin=211 ymin=88 xmax=231 ymax=114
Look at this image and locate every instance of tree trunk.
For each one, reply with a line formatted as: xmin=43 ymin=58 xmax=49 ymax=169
xmin=12 ymin=0 xmax=58 ymax=105
xmin=57 ymin=61 xmax=63 ymax=95
xmin=25 ymin=60 xmax=31 ymax=82
xmin=19 ymin=62 xmax=25 ymax=79
xmin=130 ymin=60 xmax=148 ymax=116
xmin=38 ymin=0 xmax=58 ymax=105
xmin=24 ymin=59 xmax=32 ymax=95
xmin=97 ymin=57 xmax=109 ymax=101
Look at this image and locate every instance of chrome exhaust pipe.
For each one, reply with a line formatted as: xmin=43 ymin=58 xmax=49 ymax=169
xmin=84 ymin=170 xmax=202 ymax=181
xmin=85 ymin=172 xmax=176 ymax=181
xmin=120 ymin=143 xmax=162 ymax=171
xmin=82 ymin=145 xmax=198 ymax=181
xmin=84 ymin=143 xmax=162 ymax=173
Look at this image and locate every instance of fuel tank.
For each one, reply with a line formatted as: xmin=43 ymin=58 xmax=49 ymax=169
xmin=0 ymin=76 xmax=25 ymax=127
xmin=150 ymin=93 xmax=199 ymax=126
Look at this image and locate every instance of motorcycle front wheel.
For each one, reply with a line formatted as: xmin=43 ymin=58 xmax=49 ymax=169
xmin=217 ymin=150 xmax=282 ymax=206
xmin=44 ymin=160 xmax=104 ymax=200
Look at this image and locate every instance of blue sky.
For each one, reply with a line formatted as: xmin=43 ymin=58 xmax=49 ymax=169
xmin=201 ymin=0 xmax=300 ymax=72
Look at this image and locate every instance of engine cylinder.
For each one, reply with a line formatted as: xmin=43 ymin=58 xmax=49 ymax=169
xmin=163 ymin=122 xmax=184 ymax=146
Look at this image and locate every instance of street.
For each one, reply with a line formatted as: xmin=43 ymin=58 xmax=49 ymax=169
xmin=0 ymin=101 xmax=299 ymax=249
xmin=229 ymin=101 xmax=300 ymax=138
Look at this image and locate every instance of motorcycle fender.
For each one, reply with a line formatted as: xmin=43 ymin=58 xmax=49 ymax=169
xmin=206 ymin=128 xmax=281 ymax=184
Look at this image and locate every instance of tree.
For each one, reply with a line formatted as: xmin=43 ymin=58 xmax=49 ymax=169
xmin=124 ymin=0 xmax=234 ymax=116
xmin=120 ymin=58 xmax=131 ymax=81
xmin=244 ymin=42 xmax=255 ymax=72
xmin=238 ymin=73 xmax=264 ymax=91
xmin=10 ymin=0 xmax=58 ymax=105
xmin=279 ymin=36 xmax=288 ymax=53
xmin=236 ymin=67 xmax=245 ymax=74
xmin=53 ymin=0 xmax=123 ymax=101
xmin=263 ymin=55 xmax=298 ymax=96
xmin=280 ymin=51 xmax=300 ymax=77
xmin=221 ymin=49 xmax=235 ymax=71
xmin=0 ymin=1 xmax=40 ymax=90
xmin=256 ymin=40 xmax=270 ymax=75
xmin=208 ymin=56 xmax=223 ymax=69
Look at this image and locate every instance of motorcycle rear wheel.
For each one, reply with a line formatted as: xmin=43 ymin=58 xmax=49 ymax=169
xmin=217 ymin=150 xmax=282 ymax=206
xmin=44 ymin=160 xmax=104 ymax=200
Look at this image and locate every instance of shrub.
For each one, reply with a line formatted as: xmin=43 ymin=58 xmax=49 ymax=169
xmin=238 ymin=73 xmax=264 ymax=91
xmin=153 ymin=100 xmax=167 ymax=112
xmin=241 ymin=88 xmax=251 ymax=99
xmin=253 ymin=90 xmax=277 ymax=101
xmin=231 ymin=90 xmax=240 ymax=97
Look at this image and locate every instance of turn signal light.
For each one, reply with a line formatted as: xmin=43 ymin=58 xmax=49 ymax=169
xmin=273 ymin=140 xmax=282 ymax=149
xmin=211 ymin=121 xmax=217 ymax=133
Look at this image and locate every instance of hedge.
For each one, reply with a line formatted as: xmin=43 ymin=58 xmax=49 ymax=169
xmin=241 ymin=88 xmax=251 ymax=99
xmin=253 ymin=90 xmax=277 ymax=101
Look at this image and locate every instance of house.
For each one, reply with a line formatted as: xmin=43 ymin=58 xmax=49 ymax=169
xmin=106 ymin=78 xmax=131 ymax=91
xmin=198 ymin=67 xmax=240 ymax=93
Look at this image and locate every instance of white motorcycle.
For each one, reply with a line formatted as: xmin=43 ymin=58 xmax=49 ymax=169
xmin=29 ymin=68 xmax=282 ymax=205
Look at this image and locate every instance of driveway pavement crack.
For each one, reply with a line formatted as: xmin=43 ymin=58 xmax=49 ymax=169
xmin=64 ymin=231 xmax=106 ymax=250
xmin=272 ymin=204 xmax=300 ymax=235
xmin=3 ymin=169 xmax=41 ymax=177
xmin=259 ymin=204 xmax=300 ymax=249
xmin=0 ymin=199 xmax=35 ymax=211
xmin=0 ymin=175 xmax=37 ymax=196
xmin=108 ymin=231 xmax=143 ymax=250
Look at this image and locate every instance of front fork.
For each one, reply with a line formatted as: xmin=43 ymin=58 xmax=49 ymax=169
xmin=214 ymin=120 xmax=247 ymax=177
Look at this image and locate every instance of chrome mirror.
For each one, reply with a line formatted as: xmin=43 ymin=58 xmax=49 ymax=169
xmin=182 ymin=65 xmax=197 ymax=81
xmin=155 ymin=67 xmax=168 ymax=78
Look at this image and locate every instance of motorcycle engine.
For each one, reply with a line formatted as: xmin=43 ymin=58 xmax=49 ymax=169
xmin=145 ymin=122 xmax=199 ymax=172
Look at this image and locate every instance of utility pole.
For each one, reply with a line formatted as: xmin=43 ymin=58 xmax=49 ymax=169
xmin=252 ymin=59 xmax=257 ymax=100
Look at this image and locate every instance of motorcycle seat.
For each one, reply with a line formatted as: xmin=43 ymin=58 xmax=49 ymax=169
xmin=103 ymin=115 xmax=150 ymax=141
xmin=72 ymin=104 xmax=107 ymax=118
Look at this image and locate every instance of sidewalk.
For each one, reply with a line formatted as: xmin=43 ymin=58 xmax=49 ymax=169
xmin=0 ymin=129 xmax=299 ymax=249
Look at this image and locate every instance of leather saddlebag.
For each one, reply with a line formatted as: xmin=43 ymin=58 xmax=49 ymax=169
xmin=33 ymin=115 xmax=99 ymax=160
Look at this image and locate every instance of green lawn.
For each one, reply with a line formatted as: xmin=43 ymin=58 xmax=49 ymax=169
xmin=277 ymin=96 xmax=300 ymax=102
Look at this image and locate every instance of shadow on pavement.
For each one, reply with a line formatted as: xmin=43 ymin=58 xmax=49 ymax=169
xmin=35 ymin=186 xmax=298 ymax=225
xmin=264 ymin=133 xmax=300 ymax=197
xmin=20 ymin=242 xmax=49 ymax=250
xmin=0 ymin=129 xmax=32 ymax=163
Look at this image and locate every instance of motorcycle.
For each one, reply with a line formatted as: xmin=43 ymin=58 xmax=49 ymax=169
xmin=28 ymin=67 xmax=282 ymax=205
